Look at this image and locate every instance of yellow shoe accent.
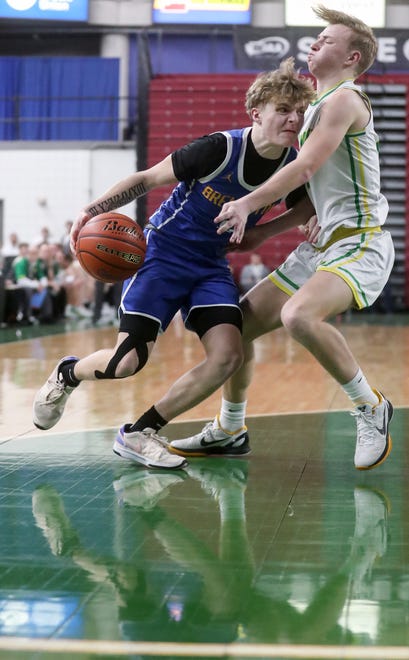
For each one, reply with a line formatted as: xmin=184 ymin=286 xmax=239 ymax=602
xmin=216 ymin=414 xmax=247 ymax=436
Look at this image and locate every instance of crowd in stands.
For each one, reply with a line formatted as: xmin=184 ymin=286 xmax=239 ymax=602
xmin=0 ymin=221 xmax=273 ymax=329
xmin=0 ymin=224 xmax=121 ymax=327
xmin=2 ymin=225 xmax=394 ymax=329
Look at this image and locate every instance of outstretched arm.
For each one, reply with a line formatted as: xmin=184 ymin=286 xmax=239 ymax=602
xmin=215 ymin=89 xmax=361 ymax=244
xmin=231 ymin=196 xmax=316 ymax=253
xmin=70 ymin=155 xmax=178 ymax=253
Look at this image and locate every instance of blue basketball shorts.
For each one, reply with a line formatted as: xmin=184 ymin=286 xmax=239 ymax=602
xmin=119 ymin=232 xmax=240 ymax=332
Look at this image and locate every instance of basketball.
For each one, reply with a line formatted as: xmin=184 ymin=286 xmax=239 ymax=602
xmin=76 ymin=212 xmax=146 ymax=283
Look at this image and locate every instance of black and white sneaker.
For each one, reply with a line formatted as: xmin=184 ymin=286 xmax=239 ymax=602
xmin=169 ymin=416 xmax=250 ymax=457
xmin=353 ymin=389 xmax=393 ymax=470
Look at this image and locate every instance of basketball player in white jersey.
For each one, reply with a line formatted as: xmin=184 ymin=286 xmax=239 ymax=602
xmin=170 ymin=4 xmax=395 ymax=470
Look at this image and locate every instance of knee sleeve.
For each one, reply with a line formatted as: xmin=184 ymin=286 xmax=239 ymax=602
xmin=95 ymin=316 xmax=159 ymax=380
xmin=94 ymin=335 xmax=149 ymax=379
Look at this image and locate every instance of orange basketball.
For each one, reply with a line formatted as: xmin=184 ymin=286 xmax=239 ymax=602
xmin=76 ymin=212 xmax=146 ymax=283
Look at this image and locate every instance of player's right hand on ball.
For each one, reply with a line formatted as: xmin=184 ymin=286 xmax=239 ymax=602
xmin=70 ymin=210 xmax=93 ymax=255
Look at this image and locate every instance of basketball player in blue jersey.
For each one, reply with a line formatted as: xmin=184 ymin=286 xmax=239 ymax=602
xmin=171 ymin=5 xmax=395 ymax=470
xmin=32 ymin=58 xmax=316 ymax=469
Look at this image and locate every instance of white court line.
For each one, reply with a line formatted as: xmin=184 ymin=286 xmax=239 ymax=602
xmin=0 ymin=639 xmax=409 ymax=659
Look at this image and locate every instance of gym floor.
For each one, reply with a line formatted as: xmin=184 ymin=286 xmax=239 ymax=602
xmin=0 ymin=313 xmax=408 ymax=660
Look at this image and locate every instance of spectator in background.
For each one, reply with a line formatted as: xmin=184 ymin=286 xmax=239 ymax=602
xmin=5 ymin=243 xmax=53 ymax=324
xmin=5 ymin=242 xmax=33 ymax=324
xmin=60 ymin=220 xmax=74 ymax=257
xmin=25 ymin=244 xmax=54 ymax=323
xmin=32 ymin=225 xmax=53 ymax=247
xmin=55 ymin=252 xmax=94 ymax=319
xmin=1 ymin=232 xmax=20 ymax=280
xmin=239 ymin=252 xmax=270 ymax=294
xmin=38 ymin=242 xmax=67 ymax=321
xmin=92 ymin=281 xmax=121 ymax=325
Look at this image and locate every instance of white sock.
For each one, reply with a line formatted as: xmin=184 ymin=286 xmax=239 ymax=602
xmin=342 ymin=368 xmax=378 ymax=407
xmin=217 ymin=398 xmax=247 ymax=433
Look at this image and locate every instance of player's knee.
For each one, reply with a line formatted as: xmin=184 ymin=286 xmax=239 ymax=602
xmin=211 ymin=344 xmax=243 ymax=379
xmin=281 ymin=299 xmax=310 ymax=338
xmin=112 ymin=350 xmax=140 ymax=378
xmin=227 ymin=346 xmax=244 ymax=374
xmin=94 ymin=335 xmax=150 ymax=380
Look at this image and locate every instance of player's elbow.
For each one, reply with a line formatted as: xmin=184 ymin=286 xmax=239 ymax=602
xmin=299 ymin=165 xmax=315 ymax=185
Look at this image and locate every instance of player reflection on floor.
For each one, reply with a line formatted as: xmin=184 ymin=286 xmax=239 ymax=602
xmin=32 ymin=461 xmax=390 ymax=645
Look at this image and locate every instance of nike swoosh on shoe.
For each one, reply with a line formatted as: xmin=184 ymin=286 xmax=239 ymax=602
xmin=200 ymin=432 xmax=246 ymax=447
xmin=200 ymin=435 xmax=221 ymax=447
xmin=375 ymin=414 xmax=387 ymax=436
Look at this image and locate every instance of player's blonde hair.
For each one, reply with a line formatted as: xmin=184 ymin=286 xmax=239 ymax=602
xmin=245 ymin=57 xmax=316 ymax=117
xmin=313 ymin=4 xmax=377 ymax=75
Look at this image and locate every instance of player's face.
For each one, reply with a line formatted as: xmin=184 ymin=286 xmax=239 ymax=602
xmin=307 ymin=24 xmax=355 ymax=77
xmin=256 ymin=100 xmax=306 ymax=146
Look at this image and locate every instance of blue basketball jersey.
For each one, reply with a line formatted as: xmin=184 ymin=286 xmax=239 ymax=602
xmin=146 ymin=128 xmax=298 ymax=257
xmin=120 ymin=129 xmax=298 ymax=332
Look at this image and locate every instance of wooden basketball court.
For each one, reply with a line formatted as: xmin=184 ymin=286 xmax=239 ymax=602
xmin=0 ymin=314 xmax=408 ymax=659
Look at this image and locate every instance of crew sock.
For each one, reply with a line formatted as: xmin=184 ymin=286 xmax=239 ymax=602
xmin=218 ymin=398 xmax=247 ymax=433
xmin=342 ymin=368 xmax=379 ymax=407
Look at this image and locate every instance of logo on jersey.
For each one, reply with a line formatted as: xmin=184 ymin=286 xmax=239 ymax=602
xmin=202 ymin=185 xmax=235 ymax=207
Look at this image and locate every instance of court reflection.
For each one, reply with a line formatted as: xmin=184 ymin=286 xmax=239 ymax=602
xmin=31 ymin=459 xmax=392 ymax=647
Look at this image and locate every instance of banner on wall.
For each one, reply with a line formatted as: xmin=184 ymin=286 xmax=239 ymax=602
xmin=0 ymin=0 xmax=88 ymax=21
xmin=285 ymin=0 xmax=385 ymax=28
xmin=234 ymin=27 xmax=409 ymax=73
xmin=152 ymin=0 xmax=251 ymax=25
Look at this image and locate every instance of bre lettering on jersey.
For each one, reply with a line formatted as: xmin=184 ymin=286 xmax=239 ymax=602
xmin=202 ymin=186 xmax=235 ymax=207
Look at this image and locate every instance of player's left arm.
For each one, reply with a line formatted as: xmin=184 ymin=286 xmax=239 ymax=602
xmin=215 ymin=90 xmax=361 ymax=244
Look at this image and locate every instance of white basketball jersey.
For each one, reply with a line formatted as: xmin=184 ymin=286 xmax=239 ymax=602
xmin=299 ymin=79 xmax=389 ymax=248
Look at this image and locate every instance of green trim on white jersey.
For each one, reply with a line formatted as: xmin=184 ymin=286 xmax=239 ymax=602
xmin=299 ymin=79 xmax=389 ymax=249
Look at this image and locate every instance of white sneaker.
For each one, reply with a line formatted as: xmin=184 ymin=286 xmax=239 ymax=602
xmin=113 ymin=426 xmax=187 ymax=470
xmin=113 ymin=470 xmax=186 ymax=509
xmin=352 ymin=390 xmax=393 ymax=470
xmin=169 ymin=416 xmax=250 ymax=457
xmin=33 ymin=356 xmax=79 ymax=430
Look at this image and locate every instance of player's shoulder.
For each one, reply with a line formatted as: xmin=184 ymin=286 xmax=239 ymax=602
xmin=326 ymin=83 xmax=363 ymax=106
xmin=320 ymin=86 xmax=365 ymax=124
